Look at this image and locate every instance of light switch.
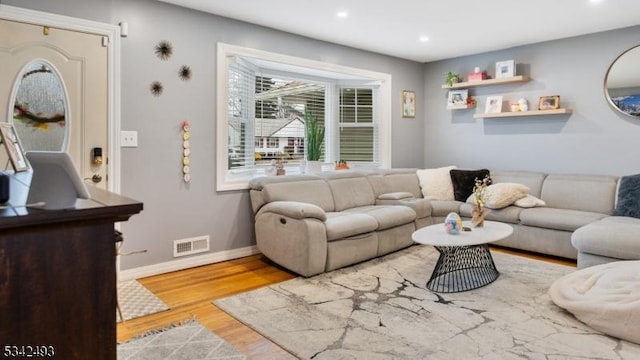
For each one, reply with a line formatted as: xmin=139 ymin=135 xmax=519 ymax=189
xmin=121 ymin=130 xmax=138 ymax=147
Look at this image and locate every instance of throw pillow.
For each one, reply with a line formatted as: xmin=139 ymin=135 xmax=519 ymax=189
xmin=467 ymin=182 xmax=529 ymax=209
xmin=613 ymin=173 xmax=640 ymax=218
xmin=416 ymin=166 xmax=457 ymax=200
xmin=514 ymin=194 xmax=546 ymax=208
xmin=449 ymin=169 xmax=491 ymax=202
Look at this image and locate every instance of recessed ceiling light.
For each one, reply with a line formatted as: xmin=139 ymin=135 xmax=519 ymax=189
xmin=419 ymin=35 xmax=430 ymax=43
xmin=337 ymin=10 xmax=349 ymax=18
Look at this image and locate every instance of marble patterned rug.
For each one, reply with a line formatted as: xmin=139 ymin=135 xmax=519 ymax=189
xmin=117 ymin=318 xmax=246 ymax=359
xmin=214 ymin=245 xmax=640 ymax=359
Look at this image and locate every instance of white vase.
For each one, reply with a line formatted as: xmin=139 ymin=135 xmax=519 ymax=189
xmin=305 ymin=160 xmax=322 ymax=174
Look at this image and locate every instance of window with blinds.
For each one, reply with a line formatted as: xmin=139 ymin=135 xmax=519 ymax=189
xmin=339 ymin=88 xmax=376 ymax=163
xmin=217 ymin=43 xmax=392 ymax=191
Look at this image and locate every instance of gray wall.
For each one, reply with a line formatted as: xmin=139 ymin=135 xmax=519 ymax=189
xmin=5 ymin=0 xmax=425 ymax=269
xmin=423 ymin=26 xmax=640 ymax=176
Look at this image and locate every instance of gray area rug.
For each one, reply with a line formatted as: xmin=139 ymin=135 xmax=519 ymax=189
xmin=117 ymin=318 xmax=246 ymax=360
xmin=117 ymin=280 xmax=169 ymax=322
xmin=215 ymin=245 xmax=640 ymax=359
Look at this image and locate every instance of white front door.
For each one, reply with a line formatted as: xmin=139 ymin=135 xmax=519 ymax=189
xmin=0 ymin=19 xmax=109 ymax=189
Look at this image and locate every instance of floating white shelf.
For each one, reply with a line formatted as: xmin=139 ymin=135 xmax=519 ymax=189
xmin=473 ymin=108 xmax=572 ymax=119
xmin=442 ymin=76 xmax=530 ymax=89
xmin=447 ymin=103 xmax=476 ymax=110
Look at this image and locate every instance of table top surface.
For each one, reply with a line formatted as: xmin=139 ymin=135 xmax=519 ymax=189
xmin=412 ymin=220 xmax=514 ymax=247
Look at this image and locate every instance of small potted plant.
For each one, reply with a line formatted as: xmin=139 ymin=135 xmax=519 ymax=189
xmin=335 ymin=160 xmax=349 ymax=170
xmin=304 ymin=111 xmax=325 ymax=173
xmin=445 ymin=71 xmax=460 ymax=87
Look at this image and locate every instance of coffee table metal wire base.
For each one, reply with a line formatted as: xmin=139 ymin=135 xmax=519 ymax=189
xmin=427 ymin=244 xmax=499 ymax=293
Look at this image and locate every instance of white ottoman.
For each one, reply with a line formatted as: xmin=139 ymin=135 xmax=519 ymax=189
xmin=549 ymin=260 xmax=640 ymax=344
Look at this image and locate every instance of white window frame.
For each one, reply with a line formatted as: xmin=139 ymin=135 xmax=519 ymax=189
xmin=216 ymin=43 xmax=392 ymax=191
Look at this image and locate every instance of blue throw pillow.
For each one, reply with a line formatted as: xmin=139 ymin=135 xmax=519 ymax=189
xmin=613 ymin=174 xmax=640 ymax=218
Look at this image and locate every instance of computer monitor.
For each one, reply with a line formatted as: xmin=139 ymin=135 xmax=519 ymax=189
xmin=25 ymin=151 xmax=90 ymax=210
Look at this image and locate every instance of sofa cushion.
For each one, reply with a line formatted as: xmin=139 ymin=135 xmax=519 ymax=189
xmin=345 ymin=205 xmax=416 ymax=230
xmin=459 ymin=203 xmax=522 ymax=224
xmin=325 ymin=212 xmax=378 ymax=241
xmin=540 ymin=174 xmax=618 ymax=214
xmin=369 ymin=170 xmax=423 ymax=199
xmin=262 ymin=180 xmax=335 ymax=212
xmin=449 ymin=168 xmax=490 ymax=202
xmin=430 ymin=200 xmax=463 ymax=217
xmin=571 ymin=216 xmax=640 ymax=260
xmin=327 ymin=177 xmax=376 ymax=211
xmin=467 ymin=182 xmax=529 ymax=209
xmin=514 ymin=194 xmax=546 ymax=208
xmin=491 ymin=171 xmax=547 ymax=198
xmin=416 ymin=166 xmax=456 ymax=200
xmin=519 ymin=208 xmax=608 ymax=232
xmin=613 ymin=173 xmax=640 ymax=218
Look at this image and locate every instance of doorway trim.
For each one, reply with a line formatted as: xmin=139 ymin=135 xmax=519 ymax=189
xmin=0 ymin=4 xmax=121 ymax=193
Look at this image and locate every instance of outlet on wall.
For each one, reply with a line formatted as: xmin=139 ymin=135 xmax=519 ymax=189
xmin=121 ymin=130 xmax=138 ymax=147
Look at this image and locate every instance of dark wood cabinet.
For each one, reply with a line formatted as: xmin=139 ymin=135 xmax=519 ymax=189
xmin=0 ymin=173 xmax=143 ymax=359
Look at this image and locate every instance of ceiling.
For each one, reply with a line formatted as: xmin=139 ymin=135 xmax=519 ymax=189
xmin=158 ymin=0 xmax=640 ymax=63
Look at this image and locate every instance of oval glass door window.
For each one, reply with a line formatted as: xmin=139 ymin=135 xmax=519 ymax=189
xmin=10 ymin=60 xmax=68 ymax=152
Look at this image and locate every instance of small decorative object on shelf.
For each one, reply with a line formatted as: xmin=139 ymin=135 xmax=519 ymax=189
xmin=485 ymin=95 xmax=503 ymax=113
xmin=181 ymin=120 xmax=191 ymax=183
xmin=447 ymin=89 xmax=468 ymax=106
xmin=495 ymin=60 xmax=515 ymax=78
xmin=335 ymin=160 xmax=349 ymax=170
xmin=518 ymin=98 xmax=529 ymax=111
xmin=538 ymin=95 xmax=560 ymax=110
xmin=510 ymin=103 xmax=520 ymax=112
xmin=471 ymin=175 xmax=491 ymax=227
xmin=444 ymin=212 xmax=463 ymax=235
xmin=444 ymin=71 xmax=460 ymax=87
xmin=468 ymin=67 xmax=488 ymax=81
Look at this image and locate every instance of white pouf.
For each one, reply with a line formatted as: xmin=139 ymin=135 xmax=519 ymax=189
xmin=549 ymin=260 xmax=640 ymax=344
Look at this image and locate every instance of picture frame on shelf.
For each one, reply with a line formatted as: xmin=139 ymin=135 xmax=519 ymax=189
xmin=495 ymin=60 xmax=515 ymax=78
xmin=402 ymin=90 xmax=415 ymax=118
xmin=538 ymin=95 xmax=560 ymax=110
xmin=484 ymin=95 xmax=503 ymax=113
xmin=0 ymin=122 xmax=29 ymax=172
xmin=447 ymin=90 xmax=468 ymax=106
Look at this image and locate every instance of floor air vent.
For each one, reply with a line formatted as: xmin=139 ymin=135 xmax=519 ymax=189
xmin=173 ymin=235 xmax=210 ymax=257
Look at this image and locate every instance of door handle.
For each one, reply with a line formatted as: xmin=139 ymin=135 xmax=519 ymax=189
xmin=91 ymin=174 xmax=102 ymax=183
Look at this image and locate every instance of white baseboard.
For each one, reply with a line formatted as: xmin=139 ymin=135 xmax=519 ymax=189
xmin=118 ymin=245 xmax=260 ymax=281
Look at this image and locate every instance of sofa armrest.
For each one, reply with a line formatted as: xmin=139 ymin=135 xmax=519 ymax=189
xmin=377 ymin=191 xmax=415 ymax=201
xmin=257 ymin=201 xmax=327 ymax=222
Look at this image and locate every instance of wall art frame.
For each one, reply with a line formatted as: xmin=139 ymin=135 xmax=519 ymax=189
xmin=402 ymin=90 xmax=415 ymax=118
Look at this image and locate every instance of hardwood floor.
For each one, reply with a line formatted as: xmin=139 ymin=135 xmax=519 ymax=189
xmin=116 ymin=246 xmax=576 ymax=359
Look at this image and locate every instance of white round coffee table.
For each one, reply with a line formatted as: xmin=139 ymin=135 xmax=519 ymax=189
xmin=412 ymin=220 xmax=513 ymax=293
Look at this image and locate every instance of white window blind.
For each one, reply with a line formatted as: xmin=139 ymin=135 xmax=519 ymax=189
xmin=339 ymin=88 xmax=378 ymax=164
xmin=227 ymin=59 xmax=255 ymax=172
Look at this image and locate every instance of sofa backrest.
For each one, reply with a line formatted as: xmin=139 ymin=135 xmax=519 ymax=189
xmin=248 ymin=175 xmax=322 ymax=213
xmin=491 ymin=170 xmax=547 ymax=198
xmin=368 ymin=169 xmax=422 ymax=198
xmin=323 ymin=172 xmax=376 ymax=211
xmin=540 ymin=174 xmax=619 ymax=214
xmin=261 ymin=179 xmax=336 ymax=212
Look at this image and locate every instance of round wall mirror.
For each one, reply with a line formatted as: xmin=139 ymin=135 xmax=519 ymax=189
xmin=605 ymin=45 xmax=640 ymax=117
xmin=10 ymin=60 xmax=68 ymax=152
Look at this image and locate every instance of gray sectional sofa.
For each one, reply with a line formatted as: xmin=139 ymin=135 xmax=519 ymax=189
xmin=249 ymin=168 xmax=639 ymax=276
